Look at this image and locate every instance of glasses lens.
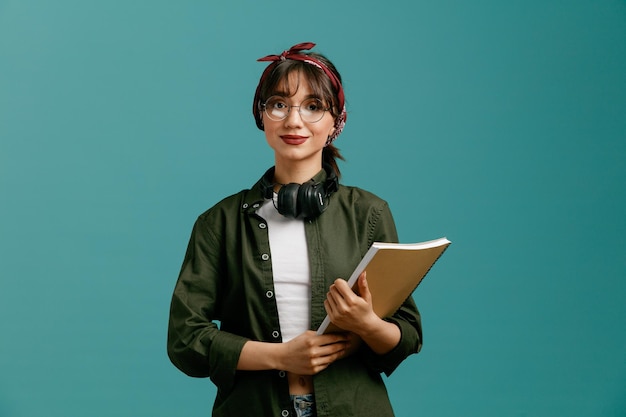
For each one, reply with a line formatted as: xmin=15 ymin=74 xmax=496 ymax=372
xmin=264 ymin=96 xmax=289 ymax=121
xmin=299 ymin=98 xmax=325 ymax=123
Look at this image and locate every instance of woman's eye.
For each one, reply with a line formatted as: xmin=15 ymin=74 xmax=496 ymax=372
xmin=266 ymin=97 xmax=287 ymax=109
xmin=305 ymin=100 xmax=322 ymax=111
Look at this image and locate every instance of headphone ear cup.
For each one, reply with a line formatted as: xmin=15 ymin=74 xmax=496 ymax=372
xmin=276 ymin=183 xmax=300 ymax=218
xmin=298 ymin=181 xmax=326 ymax=219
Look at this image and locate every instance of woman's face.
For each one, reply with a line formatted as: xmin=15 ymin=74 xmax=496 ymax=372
xmin=262 ymin=71 xmax=336 ymax=170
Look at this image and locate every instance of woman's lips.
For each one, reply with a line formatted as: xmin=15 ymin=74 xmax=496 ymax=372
xmin=280 ymin=135 xmax=308 ymax=145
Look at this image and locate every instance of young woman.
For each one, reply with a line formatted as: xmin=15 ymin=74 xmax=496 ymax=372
xmin=167 ymin=42 xmax=422 ymax=417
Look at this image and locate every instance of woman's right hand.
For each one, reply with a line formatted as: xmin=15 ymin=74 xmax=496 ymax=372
xmin=278 ymin=330 xmax=349 ymax=375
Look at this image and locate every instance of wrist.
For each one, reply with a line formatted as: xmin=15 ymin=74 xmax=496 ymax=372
xmin=357 ymin=316 xmax=401 ymax=355
xmin=272 ymin=341 xmax=287 ymax=370
xmin=238 ymin=340 xmax=286 ymax=371
xmin=355 ymin=312 xmax=384 ymax=337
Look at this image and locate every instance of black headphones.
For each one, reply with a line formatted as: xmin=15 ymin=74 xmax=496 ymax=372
xmin=260 ymin=164 xmax=339 ymax=220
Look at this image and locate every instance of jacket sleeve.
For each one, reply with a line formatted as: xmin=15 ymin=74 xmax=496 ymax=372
xmin=167 ymin=216 xmax=248 ymax=392
xmin=359 ymin=201 xmax=423 ymax=376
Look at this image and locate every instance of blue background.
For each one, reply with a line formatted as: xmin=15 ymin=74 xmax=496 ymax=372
xmin=1 ymin=1 xmax=625 ymax=416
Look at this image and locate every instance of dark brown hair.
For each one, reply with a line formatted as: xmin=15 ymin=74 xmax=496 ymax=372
xmin=253 ymin=52 xmax=346 ymax=177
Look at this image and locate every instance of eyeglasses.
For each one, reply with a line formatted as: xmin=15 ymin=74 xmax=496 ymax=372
xmin=262 ymin=96 xmax=330 ymax=123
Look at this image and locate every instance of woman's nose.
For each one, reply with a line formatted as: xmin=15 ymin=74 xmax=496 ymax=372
xmin=284 ymin=106 xmax=304 ymax=127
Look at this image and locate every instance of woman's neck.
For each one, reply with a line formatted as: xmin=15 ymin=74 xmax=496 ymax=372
xmin=273 ymin=159 xmax=322 ymax=185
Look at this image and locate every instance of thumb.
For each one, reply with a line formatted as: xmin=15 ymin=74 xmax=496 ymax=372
xmin=358 ymin=271 xmax=372 ymax=304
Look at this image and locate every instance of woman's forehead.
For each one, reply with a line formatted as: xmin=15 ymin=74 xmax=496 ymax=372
xmin=272 ymin=72 xmax=310 ymax=95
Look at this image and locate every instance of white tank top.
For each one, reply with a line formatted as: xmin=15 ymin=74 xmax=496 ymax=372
xmin=256 ymin=197 xmax=311 ymax=342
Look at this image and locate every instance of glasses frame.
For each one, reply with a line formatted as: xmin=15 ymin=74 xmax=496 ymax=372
xmin=261 ymin=96 xmax=330 ymax=124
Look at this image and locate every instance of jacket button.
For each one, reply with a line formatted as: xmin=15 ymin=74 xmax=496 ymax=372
xmin=272 ymin=330 xmax=280 ymax=339
xmin=261 ymin=253 xmax=270 ymax=261
xmin=259 ymin=223 xmax=267 ymax=229
xmin=278 ymin=370 xmax=286 ymax=378
xmin=242 ymin=203 xmax=249 ymax=209
xmin=281 ymin=410 xmax=289 ymax=417
xmin=266 ymin=290 xmax=273 ymax=298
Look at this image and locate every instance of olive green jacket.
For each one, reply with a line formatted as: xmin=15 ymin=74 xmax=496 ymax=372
xmin=167 ymin=169 xmax=422 ymax=417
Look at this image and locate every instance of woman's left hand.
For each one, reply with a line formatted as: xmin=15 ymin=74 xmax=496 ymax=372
xmin=324 ymin=272 xmax=378 ymax=335
xmin=324 ymin=271 xmax=402 ymax=355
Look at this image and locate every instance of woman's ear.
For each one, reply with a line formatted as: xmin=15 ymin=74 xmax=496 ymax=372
xmin=325 ymin=130 xmax=335 ymax=147
xmin=328 ymin=125 xmax=336 ymax=138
